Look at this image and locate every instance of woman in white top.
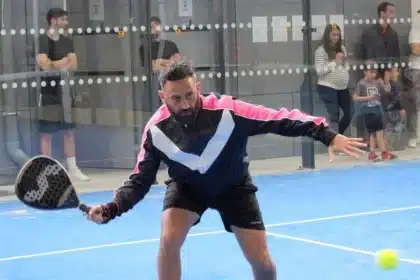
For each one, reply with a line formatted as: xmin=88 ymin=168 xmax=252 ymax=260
xmin=314 ymin=24 xmax=352 ymax=135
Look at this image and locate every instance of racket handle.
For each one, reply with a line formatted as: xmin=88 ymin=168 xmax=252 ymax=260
xmin=79 ymin=203 xmax=91 ymax=214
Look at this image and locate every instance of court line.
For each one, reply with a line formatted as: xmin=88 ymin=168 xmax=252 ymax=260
xmin=265 ymin=205 xmax=420 ymax=228
xmin=266 ymin=232 xmax=420 ymax=265
xmin=1 ymin=205 xmax=420 ymax=262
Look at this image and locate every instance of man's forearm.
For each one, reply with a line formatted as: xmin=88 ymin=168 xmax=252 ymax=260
xmin=67 ymin=62 xmax=77 ymax=71
xmin=412 ymin=44 xmax=420 ymax=56
xmin=152 ymin=59 xmax=172 ymax=72
xmin=51 ymin=58 xmax=69 ymax=69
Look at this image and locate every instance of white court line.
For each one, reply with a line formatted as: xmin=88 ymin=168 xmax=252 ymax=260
xmin=266 ymin=205 xmax=420 ymax=228
xmin=267 ymin=232 xmax=420 ymax=265
xmin=0 ymin=230 xmax=225 ymax=262
xmin=1 ymin=205 xmax=420 ymax=262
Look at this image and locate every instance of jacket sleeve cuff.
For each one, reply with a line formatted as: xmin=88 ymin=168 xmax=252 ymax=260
xmin=104 ymin=201 xmax=120 ymax=220
xmin=321 ymin=126 xmax=338 ymax=147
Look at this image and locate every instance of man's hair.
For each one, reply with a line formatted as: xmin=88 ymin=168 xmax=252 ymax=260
xmin=377 ymin=2 xmax=394 ymax=17
xmin=158 ymin=61 xmax=195 ymax=88
xmin=150 ymin=16 xmax=161 ymax=24
xmin=46 ymin=8 xmax=68 ymax=25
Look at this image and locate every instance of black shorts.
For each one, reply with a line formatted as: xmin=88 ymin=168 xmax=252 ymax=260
xmin=363 ymin=107 xmax=384 ymax=134
xmin=162 ymin=181 xmax=264 ymax=233
xmin=38 ymin=84 xmax=76 ymax=134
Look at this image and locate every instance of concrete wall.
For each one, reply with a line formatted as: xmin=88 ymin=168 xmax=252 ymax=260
xmin=0 ymin=0 xmax=414 ymax=184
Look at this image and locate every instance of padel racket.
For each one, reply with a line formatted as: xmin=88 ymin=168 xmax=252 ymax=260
xmin=15 ymin=155 xmax=91 ymax=214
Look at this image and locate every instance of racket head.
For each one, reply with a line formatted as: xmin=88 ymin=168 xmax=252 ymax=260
xmin=15 ymin=155 xmax=81 ymax=210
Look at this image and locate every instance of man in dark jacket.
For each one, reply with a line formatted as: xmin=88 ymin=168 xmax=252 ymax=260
xmin=86 ymin=61 xmax=366 ymax=280
xmin=355 ymin=2 xmax=400 ymax=145
xmin=360 ymin=2 xmax=400 ymax=66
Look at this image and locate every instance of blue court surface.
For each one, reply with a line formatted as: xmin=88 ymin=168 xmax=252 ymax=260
xmin=1 ymin=160 xmax=420 ymax=279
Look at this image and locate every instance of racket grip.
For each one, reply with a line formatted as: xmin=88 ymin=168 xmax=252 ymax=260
xmin=79 ymin=203 xmax=91 ymax=214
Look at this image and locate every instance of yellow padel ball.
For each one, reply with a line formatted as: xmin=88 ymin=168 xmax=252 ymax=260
xmin=376 ymin=249 xmax=399 ymax=270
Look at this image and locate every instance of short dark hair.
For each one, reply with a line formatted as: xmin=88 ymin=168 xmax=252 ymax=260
xmin=377 ymin=2 xmax=394 ymax=17
xmin=46 ymin=8 xmax=68 ymax=25
xmin=150 ymin=16 xmax=161 ymax=24
xmin=158 ymin=61 xmax=195 ymax=88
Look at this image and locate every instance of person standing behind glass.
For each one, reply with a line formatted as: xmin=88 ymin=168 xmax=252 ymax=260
xmin=315 ymin=24 xmax=353 ymax=136
xmin=404 ymin=9 xmax=420 ymax=148
xmin=139 ymin=16 xmax=182 ymax=184
xmin=139 ymin=17 xmax=181 ymax=75
xmin=36 ymin=8 xmax=89 ymax=181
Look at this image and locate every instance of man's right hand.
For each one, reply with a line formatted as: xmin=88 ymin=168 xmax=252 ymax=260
xmin=87 ymin=205 xmax=107 ymax=224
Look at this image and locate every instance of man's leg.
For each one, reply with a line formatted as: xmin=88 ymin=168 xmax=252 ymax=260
xmin=159 ymin=208 xmax=200 ymax=280
xmin=214 ymin=184 xmax=276 ymax=280
xmin=39 ymin=119 xmax=55 ymax=156
xmin=63 ymin=130 xmax=89 ymax=181
xmin=160 ymin=185 xmax=205 ymax=280
xmin=40 ymin=133 xmax=52 ymax=156
xmin=232 ymin=226 xmax=276 ymax=280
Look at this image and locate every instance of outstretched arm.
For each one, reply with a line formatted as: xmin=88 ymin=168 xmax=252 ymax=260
xmin=232 ymin=98 xmax=338 ymax=146
xmin=101 ymin=130 xmax=161 ymax=222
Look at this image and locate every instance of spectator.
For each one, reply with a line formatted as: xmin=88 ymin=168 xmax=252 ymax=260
xmin=360 ymin=2 xmax=400 ymax=67
xmin=403 ymin=9 xmax=420 ymax=148
xmin=139 ymin=16 xmax=182 ymax=184
xmin=315 ymin=23 xmax=353 ymax=136
xmin=36 ymin=8 xmax=89 ymax=181
xmin=352 ymin=61 xmax=397 ymax=161
xmin=355 ymin=2 xmax=400 ymax=148
xmin=380 ymin=68 xmax=406 ymax=150
xmin=139 ymin=16 xmax=181 ymax=74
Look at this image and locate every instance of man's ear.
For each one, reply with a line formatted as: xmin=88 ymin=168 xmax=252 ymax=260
xmin=158 ymin=90 xmax=165 ymax=103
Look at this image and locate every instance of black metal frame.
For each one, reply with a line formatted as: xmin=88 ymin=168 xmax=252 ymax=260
xmin=300 ymin=0 xmax=316 ymax=169
xmin=214 ymin=0 xmax=226 ymax=95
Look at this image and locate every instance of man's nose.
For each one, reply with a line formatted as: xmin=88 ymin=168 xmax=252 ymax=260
xmin=181 ymin=100 xmax=190 ymax=109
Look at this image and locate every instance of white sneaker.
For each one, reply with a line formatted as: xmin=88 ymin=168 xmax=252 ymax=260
xmin=408 ymin=138 xmax=417 ymax=148
xmin=68 ymin=167 xmax=90 ymax=181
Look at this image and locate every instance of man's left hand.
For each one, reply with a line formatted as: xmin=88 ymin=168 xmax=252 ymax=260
xmin=328 ymin=134 xmax=367 ymax=162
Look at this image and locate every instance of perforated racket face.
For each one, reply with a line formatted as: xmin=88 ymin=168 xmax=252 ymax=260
xmin=15 ymin=156 xmax=80 ymax=210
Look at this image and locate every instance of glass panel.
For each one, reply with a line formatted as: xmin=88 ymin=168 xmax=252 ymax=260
xmin=223 ymin=0 xmax=306 ymax=171
xmin=0 ymin=0 xmax=153 ymax=195
xmin=312 ymin=1 xmax=417 ymax=166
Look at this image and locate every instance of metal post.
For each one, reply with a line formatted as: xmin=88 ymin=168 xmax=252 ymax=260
xmin=145 ymin=0 xmax=154 ymax=111
xmin=214 ymin=0 xmax=226 ymax=95
xmin=224 ymin=0 xmax=238 ymax=97
xmin=300 ymin=0 xmax=315 ymax=169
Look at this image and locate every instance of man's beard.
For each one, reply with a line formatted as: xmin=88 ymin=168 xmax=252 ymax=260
xmin=172 ymin=108 xmax=198 ymax=125
xmin=169 ymin=99 xmax=201 ymax=125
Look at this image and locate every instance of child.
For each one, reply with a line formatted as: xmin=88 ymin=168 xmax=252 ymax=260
xmin=380 ymin=68 xmax=406 ymax=150
xmin=353 ymin=64 xmax=397 ymax=161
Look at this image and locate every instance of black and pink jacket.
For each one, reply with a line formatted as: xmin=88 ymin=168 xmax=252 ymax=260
xmin=111 ymin=93 xmax=337 ymax=214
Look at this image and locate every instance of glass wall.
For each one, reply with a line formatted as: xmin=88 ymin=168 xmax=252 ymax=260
xmin=0 ymin=0 xmax=418 ymax=193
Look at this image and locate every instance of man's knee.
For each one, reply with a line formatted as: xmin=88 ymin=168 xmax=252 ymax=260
xmin=159 ymin=208 xmax=199 ymax=251
xmin=251 ymin=257 xmax=276 ymax=275
xmin=159 ymin=232 xmax=183 ymax=253
xmin=232 ymin=227 xmax=276 ymax=273
xmin=40 ymin=133 xmax=51 ymax=143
